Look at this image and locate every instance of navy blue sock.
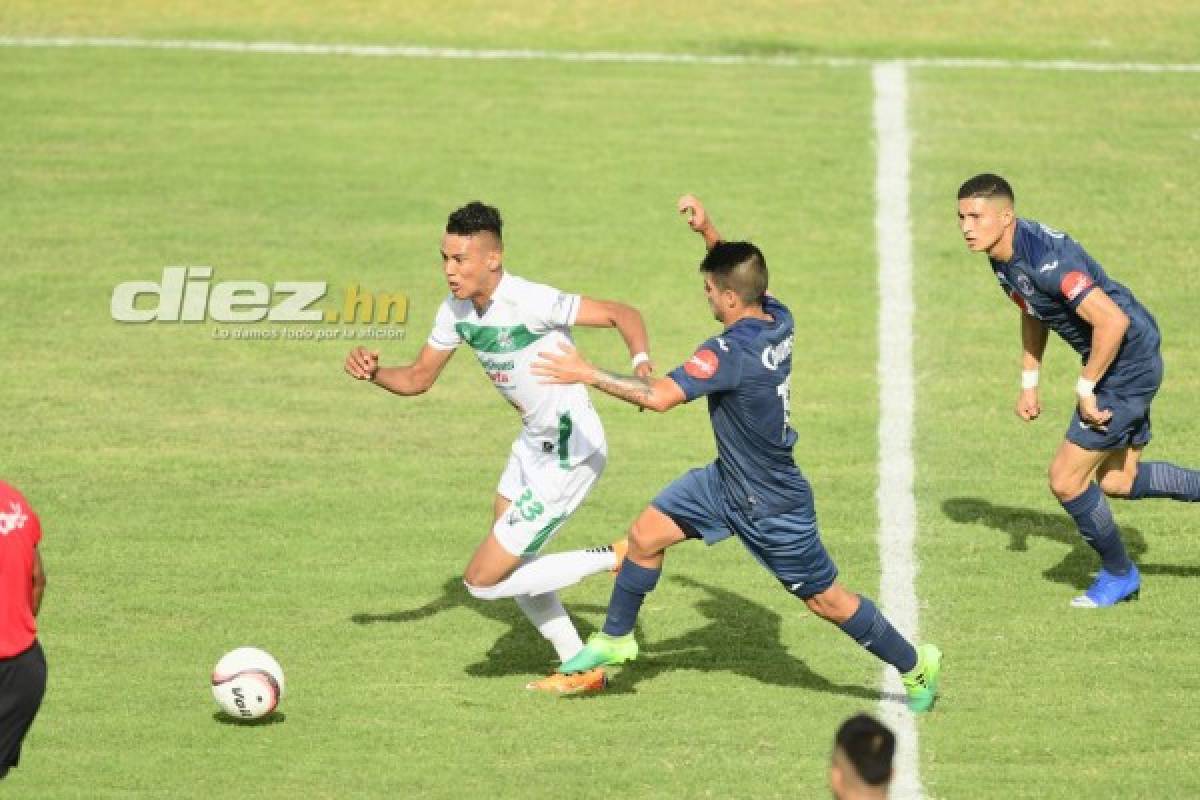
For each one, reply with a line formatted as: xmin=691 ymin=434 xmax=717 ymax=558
xmin=1062 ymin=483 xmax=1132 ymax=575
xmin=1130 ymin=461 xmax=1200 ymax=502
xmin=837 ymin=596 xmax=918 ymax=674
xmin=602 ymin=559 xmax=661 ymax=636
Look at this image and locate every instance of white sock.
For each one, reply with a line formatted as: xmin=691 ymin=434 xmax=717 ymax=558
xmin=514 ymin=592 xmax=584 ymax=662
xmin=467 ymin=547 xmax=616 ymax=600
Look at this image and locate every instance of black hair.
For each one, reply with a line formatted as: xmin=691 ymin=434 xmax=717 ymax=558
xmin=446 ymin=201 xmax=503 ymax=240
xmin=699 ymin=240 xmax=768 ymax=305
xmin=957 ymin=173 xmax=1014 ymax=204
xmin=834 ymin=714 xmax=894 ymax=787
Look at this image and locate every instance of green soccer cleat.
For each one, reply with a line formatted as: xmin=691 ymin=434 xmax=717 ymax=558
xmin=901 ymin=644 xmax=942 ymax=713
xmin=558 ymin=632 xmax=639 ymax=674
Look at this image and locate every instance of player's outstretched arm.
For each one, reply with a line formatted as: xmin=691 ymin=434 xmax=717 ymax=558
xmin=678 ymin=194 xmax=722 ymax=250
xmin=344 ymin=344 xmax=455 ymax=396
xmin=1016 ymin=313 xmax=1049 ymax=421
xmin=572 ymin=297 xmax=654 ymax=377
xmin=532 ymin=343 xmax=686 ymax=413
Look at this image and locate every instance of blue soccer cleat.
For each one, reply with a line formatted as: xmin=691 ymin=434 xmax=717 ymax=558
xmin=1071 ymin=564 xmax=1141 ymax=608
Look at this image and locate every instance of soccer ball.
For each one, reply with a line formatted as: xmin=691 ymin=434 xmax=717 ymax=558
xmin=211 ymin=647 xmax=285 ymax=720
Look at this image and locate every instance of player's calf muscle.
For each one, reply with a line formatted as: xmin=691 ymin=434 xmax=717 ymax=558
xmin=1097 ymin=468 xmax=1134 ymax=498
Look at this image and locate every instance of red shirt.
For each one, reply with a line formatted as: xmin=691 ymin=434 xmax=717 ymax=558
xmin=0 ymin=481 xmax=41 ymax=659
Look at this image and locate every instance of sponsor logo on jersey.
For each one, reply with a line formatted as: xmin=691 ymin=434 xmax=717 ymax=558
xmin=1039 ymin=260 xmax=1058 ymax=273
xmin=684 ymin=349 xmax=719 ymax=379
xmin=1060 ymin=271 xmax=1094 ymax=302
xmin=1016 ymin=274 xmax=1034 ymax=295
xmin=716 ymin=337 xmax=730 ymax=352
xmin=761 ymin=334 xmax=794 ymax=371
xmin=480 ymin=358 xmax=515 ymax=371
xmin=0 ymin=502 xmax=28 ymax=537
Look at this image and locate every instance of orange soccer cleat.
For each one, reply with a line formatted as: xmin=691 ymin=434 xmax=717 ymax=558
xmin=525 ymin=668 xmax=608 ymax=696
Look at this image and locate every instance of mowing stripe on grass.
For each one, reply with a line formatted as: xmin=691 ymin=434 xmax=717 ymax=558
xmin=1 ymin=36 xmax=1199 ymax=73
xmin=873 ymin=61 xmax=922 ymax=800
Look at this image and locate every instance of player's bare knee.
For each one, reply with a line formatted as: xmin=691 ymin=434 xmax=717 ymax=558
xmin=462 ymin=563 xmax=503 ymax=593
xmin=627 ymin=519 xmax=659 ymax=558
xmin=803 ymin=592 xmax=838 ymax=621
xmin=463 ymin=576 xmax=502 ymax=600
xmin=1047 ymin=468 xmax=1083 ymax=502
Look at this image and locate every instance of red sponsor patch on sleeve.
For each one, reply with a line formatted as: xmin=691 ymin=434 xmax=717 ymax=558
xmin=683 ymin=349 xmax=719 ymax=380
xmin=1060 ymin=271 xmax=1094 ymax=302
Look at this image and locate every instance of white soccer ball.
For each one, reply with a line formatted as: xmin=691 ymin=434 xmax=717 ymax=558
xmin=211 ymin=647 xmax=285 ymax=720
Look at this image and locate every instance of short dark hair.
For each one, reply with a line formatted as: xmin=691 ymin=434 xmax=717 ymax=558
xmin=957 ymin=173 xmax=1014 ymax=204
xmin=834 ymin=714 xmax=894 ymax=787
xmin=446 ymin=201 xmax=503 ymax=241
xmin=700 ymin=240 xmax=768 ymax=305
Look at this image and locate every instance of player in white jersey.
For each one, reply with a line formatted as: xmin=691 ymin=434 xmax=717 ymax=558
xmin=345 ymin=202 xmax=652 ymax=694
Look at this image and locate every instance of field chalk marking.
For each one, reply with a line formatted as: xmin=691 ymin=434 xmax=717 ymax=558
xmin=1 ymin=36 xmax=1199 ymax=72
xmin=873 ymin=61 xmax=922 ymax=800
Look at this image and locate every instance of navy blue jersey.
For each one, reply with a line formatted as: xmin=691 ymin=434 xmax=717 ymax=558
xmin=667 ymin=295 xmax=807 ymax=517
xmin=990 ymin=218 xmax=1159 ymax=369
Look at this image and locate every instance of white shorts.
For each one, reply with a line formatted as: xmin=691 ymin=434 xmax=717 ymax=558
xmin=494 ymin=438 xmax=607 ymax=557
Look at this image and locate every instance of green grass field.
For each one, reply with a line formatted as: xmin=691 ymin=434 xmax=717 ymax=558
xmin=2 ymin=5 xmax=1198 ymax=798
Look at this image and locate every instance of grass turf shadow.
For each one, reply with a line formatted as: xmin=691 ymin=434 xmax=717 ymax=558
xmin=602 ymin=575 xmax=901 ymax=704
xmin=353 ymin=574 xmax=903 ymax=704
xmin=943 ymin=496 xmax=1200 ymax=590
xmin=351 ymin=576 xmax=608 ymax=677
xmin=212 ymin=711 xmax=286 ymax=726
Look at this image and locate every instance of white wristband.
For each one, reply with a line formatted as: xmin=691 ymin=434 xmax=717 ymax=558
xmin=1076 ymin=377 xmax=1097 ymax=398
xmin=631 ymin=352 xmax=651 ymax=369
xmin=1021 ymin=369 xmax=1040 ymax=390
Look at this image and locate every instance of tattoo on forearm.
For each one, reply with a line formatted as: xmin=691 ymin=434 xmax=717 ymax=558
xmin=594 ymin=369 xmax=654 ymax=406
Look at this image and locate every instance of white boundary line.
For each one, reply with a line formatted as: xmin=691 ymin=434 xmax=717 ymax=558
xmin=873 ymin=62 xmax=922 ymax=800
xmin=1 ymin=36 xmax=1199 ymax=72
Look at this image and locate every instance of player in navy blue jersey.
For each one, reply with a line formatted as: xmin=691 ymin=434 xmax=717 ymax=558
xmin=958 ymin=174 xmax=1200 ymax=608
xmin=531 ymin=195 xmax=941 ymax=711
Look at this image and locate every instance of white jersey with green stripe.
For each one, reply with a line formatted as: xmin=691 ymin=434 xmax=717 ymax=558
xmin=426 ymin=272 xmax=605 ymax=465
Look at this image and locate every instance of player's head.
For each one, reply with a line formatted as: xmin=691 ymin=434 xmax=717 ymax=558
xmin=699 ymin=241 xmax=768 ymax=323
xmin=442 ymin=201 xmax=504 ymax=301
xmin=957 ymin=173 xmax=1016 ymax=256
xmin=829 ymin=714 xmax=893 ymax=800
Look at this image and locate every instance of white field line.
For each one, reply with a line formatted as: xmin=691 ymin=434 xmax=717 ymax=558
xmin=873 ymin=62 xmax=922 ymax=800
xmin=1 ymin=36 xmax=1199 ymax=72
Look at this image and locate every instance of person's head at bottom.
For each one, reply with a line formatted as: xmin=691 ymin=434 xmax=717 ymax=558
xmin=830 ymin=713 xmax=894 ymax=799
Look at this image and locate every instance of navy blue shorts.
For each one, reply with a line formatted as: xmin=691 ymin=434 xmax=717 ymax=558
xmin=1066 ymin=351 xmax=1163 ymax=452
xmin=651 ymin=463 xmax=838 ymax=597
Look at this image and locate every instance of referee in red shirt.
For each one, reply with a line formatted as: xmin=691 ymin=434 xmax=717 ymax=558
xmin=0 ymin=481 xmax=47 ymax=780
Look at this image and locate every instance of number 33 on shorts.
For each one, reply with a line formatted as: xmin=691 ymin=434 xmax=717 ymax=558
xmin=496 ymin=486 xmax=566 ymax=557
xmin=514 ymin=488 xmax=545 ymax=522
